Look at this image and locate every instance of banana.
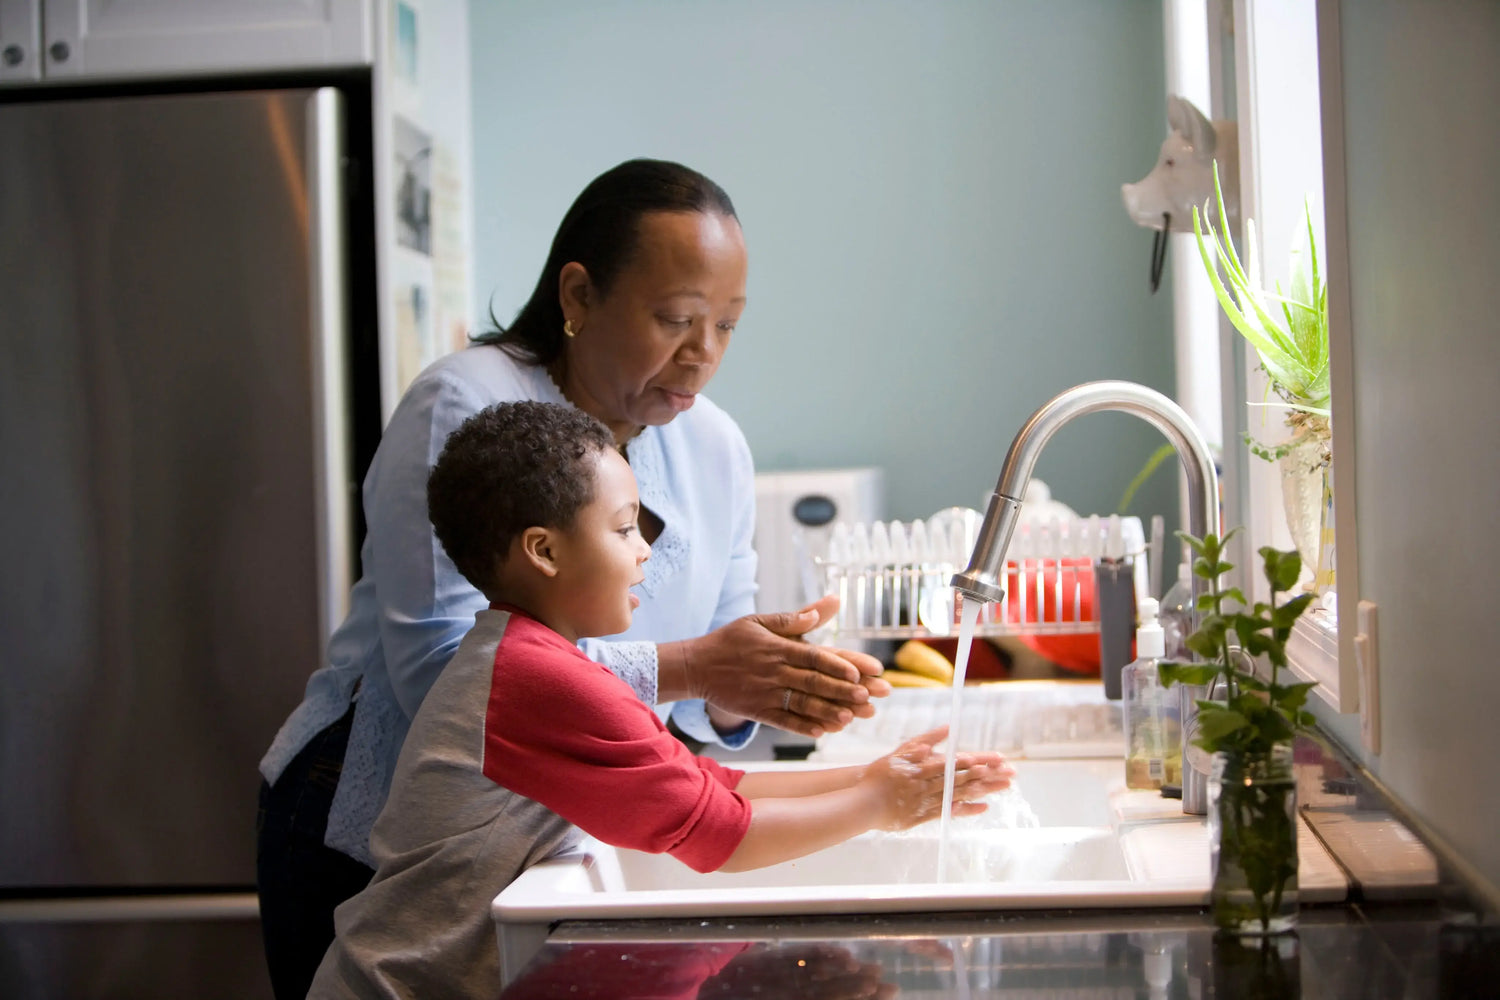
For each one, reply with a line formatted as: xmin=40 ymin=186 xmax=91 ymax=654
xmin=893 ymin=641 xmax=955 ymax=684
xmin=882 ymin=668 xmax=948 ymax=689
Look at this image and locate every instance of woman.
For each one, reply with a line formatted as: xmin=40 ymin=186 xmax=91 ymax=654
xmin=256 ymin=159 xmax=888 ymax=1000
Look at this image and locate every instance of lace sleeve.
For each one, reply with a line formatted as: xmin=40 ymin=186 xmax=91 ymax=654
xmin=578 ymin=638 xmax=658 ymax=707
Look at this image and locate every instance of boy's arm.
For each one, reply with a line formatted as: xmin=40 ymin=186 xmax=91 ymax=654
xmin=719 ymin=785 xmax=884 ymax=872
xmin=733 ymin=765 xmax=864 ymax=799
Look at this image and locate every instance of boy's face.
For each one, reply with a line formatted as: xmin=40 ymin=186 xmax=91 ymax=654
xmin=552 ymin=448 xmax=650 ymax=638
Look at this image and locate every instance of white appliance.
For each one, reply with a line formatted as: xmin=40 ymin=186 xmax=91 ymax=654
xmin=753 ymin=468 xmax=885 ymax=615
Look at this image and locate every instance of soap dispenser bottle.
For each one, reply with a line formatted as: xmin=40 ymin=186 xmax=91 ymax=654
xmin=1159 ymin=556 xmax=1193 ymax=660
xmin=1123 ymin=597 xmax=1182 ymax=790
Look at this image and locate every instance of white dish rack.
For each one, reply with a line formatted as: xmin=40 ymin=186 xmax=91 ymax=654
xmin=815 ymin=509 xmax=1154 ymax=641
xmin=809 ymin=682 xmax=1125 ymax=762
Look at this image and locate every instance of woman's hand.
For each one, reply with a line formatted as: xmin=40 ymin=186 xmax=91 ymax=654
xmin=658 ymin=595 xmax=891 ymax=739
xmin=859 ymin=726 xmax=1014 ymax=832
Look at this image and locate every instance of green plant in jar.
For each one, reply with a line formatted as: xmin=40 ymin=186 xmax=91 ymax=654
xmin=1159 ymin=529 xmax=1320 ymax=935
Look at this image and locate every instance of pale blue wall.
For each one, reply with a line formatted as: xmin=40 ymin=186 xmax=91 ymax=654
xmin=470 ymin=0 xmax=1175 ymax=524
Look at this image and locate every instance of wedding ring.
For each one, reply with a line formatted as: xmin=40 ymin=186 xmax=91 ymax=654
xmin=781 ymin=688 xmax=793 ymax=712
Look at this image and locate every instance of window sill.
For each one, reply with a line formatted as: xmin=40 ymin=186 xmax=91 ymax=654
xmin=1285 ymin=603 xmax=1343 ymax=711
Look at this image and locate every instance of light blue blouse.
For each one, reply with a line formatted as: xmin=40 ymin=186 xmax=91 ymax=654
xmin=259 ymin=346 xmax=759 ymax=866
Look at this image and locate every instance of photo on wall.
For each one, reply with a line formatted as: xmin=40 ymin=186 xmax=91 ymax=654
xmin=394 ymin=115 xmax=432 ymax=255
xmin=389 ymin=0 xmax=420 ymax=113
xmin=392 ymin=0 xmax=418 ymax=86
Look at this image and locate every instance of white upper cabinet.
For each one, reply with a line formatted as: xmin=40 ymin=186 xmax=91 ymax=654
xmin=2 ymin=0 xmax=372 ymax=85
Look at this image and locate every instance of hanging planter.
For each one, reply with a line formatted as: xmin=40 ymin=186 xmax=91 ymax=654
xmin=1271 ymin=413 xmax=1331 ymax=589
xmin=1195 ymin=165 xmax=1334 ymax=587
xmin=1278 ymin=446 xmax=1324 ymax=579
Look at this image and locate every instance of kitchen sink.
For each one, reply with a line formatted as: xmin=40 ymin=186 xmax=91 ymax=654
xmin=600 ymin=824 xmax=1130 ymax=892
xmin=493 ymin=756 xmax=1355 ymax=983
xmin=491 ymin=755 xmax=1351 ymax=984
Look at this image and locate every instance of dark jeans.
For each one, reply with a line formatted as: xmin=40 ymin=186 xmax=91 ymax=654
xmin=256 ymin=705 xmax=376 ymax=1000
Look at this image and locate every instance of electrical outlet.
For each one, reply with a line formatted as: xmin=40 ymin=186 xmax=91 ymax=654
xmin=1354 ymin=600 xmax=1380 ymax=754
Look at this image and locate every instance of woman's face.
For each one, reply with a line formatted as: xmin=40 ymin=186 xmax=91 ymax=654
xmin=558 ymin=211 xmax=748 ymax=440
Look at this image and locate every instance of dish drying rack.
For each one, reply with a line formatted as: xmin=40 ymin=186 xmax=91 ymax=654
xmin=809 ymin=681 xmax=1125 ymax=761
xmin=813 ymin=509 xmax=1156 ymax=641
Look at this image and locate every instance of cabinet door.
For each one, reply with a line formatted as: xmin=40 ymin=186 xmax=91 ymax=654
xmin=0 ymin=0 xmax=42 ymax=83
xmin=42 ymin=0 xmax=371 ymax=80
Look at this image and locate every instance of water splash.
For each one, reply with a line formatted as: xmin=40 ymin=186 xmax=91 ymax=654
xmin=936 ymin=599 xmax=983 ymax=882
xmin=952 ymin=935 xmax=973 ymax=1000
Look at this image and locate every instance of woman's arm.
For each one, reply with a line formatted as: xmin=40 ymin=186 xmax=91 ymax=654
xmin=659 ymin=417 xmax=888 ymax=739
xmin=657 ymin=596 xmax=891 ymax=738
xmin=367 ymin=371 xmax=493 ymax=718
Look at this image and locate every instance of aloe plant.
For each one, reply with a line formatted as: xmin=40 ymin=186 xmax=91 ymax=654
xmin=1194 ymin=164 xmax=1331 ymax=423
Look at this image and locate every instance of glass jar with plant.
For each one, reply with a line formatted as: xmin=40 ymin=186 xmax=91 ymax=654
xmin=1159 ymin=528 xmax=1319 ymax=936
xmin=1194 ymin=164 xmax=1331 ymax=588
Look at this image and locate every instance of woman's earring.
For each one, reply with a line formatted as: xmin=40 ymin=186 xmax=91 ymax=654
xmin=563 ymin=320 xmax=576 ymax=338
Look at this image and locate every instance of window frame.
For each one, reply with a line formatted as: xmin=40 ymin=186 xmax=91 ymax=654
xmin=1213 ymin=0 xmax=1359 ymax=713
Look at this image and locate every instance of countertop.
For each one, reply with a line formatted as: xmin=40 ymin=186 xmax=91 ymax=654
xmin=499 ymin=902 xmax=1500 ymax=998
xmin=500 ymin=718 xmax=1498 ymax=998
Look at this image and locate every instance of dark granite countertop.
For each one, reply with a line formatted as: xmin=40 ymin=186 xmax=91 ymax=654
xmin=500 ymin=903 xmax=1499 ymax=998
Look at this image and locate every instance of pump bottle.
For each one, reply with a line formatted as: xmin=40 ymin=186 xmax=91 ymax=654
xmin=1122 ymin=597 xmax=1182 ymax=790
xmin=1159 ymin=557 xmax=1193 ymax=660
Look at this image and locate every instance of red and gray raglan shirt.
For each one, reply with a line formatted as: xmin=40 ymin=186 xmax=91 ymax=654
xmin=310 ymin=605 xmax=753 ymax=999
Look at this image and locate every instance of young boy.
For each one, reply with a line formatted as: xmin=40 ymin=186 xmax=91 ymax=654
xmin=307 ymin=401 xmax=1012 ymax=998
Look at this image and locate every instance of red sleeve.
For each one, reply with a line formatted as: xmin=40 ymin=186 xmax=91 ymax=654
xmin=482 ymin=619 xmax=752 ymax=873
xmin=696 ymin=754 xmax=746 ymax=790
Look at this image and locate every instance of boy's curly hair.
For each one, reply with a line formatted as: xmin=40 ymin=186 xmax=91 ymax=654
xmin=427 ymin=401 xmax=615 ymax=598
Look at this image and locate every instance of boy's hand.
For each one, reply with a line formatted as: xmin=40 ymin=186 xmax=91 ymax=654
xmin=860 ymin=726 xmax=1015 ymax=832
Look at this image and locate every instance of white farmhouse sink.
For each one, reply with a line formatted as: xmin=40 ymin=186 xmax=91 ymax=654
xmin=601 ymin=824 xmax=1129 ymax=892
xmin=492 ymin=756 xmax=1342 ymax=983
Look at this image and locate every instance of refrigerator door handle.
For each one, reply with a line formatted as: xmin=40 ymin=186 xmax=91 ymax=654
xmin=0 ymin=893 xmax=261 ymax=923
xmin=307 ymin=87 xmax=354 ymax=641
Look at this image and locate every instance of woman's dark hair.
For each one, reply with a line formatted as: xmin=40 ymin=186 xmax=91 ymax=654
xmin=473 ymin=158 xmax=737 ymax=365
xmin=427 ymin=400 xmax=615 ymax=598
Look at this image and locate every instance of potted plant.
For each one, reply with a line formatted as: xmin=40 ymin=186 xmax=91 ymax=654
xmin=1194 ymin=165 xmax=1332 ymax=588
xmin=1160 ymin=528 xmax=1319 ymax=936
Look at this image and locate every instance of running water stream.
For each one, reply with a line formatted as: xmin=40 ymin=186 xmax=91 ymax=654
xmin=935 ymin=599 xmax=983 ymax=882
xmin=951 ymin=935 xmax=973 ymax=1000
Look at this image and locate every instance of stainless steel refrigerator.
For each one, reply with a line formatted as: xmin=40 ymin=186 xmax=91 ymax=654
xmin=0 ymin=80 xmax=380 ymax=999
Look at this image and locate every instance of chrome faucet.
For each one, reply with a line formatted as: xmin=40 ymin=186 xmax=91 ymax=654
xmin=950 ymin=380 xmax=1220 ymax=814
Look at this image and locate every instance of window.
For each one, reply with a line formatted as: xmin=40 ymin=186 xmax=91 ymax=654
xmin=1175 ymin=1 xmax=1356 ymax=713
